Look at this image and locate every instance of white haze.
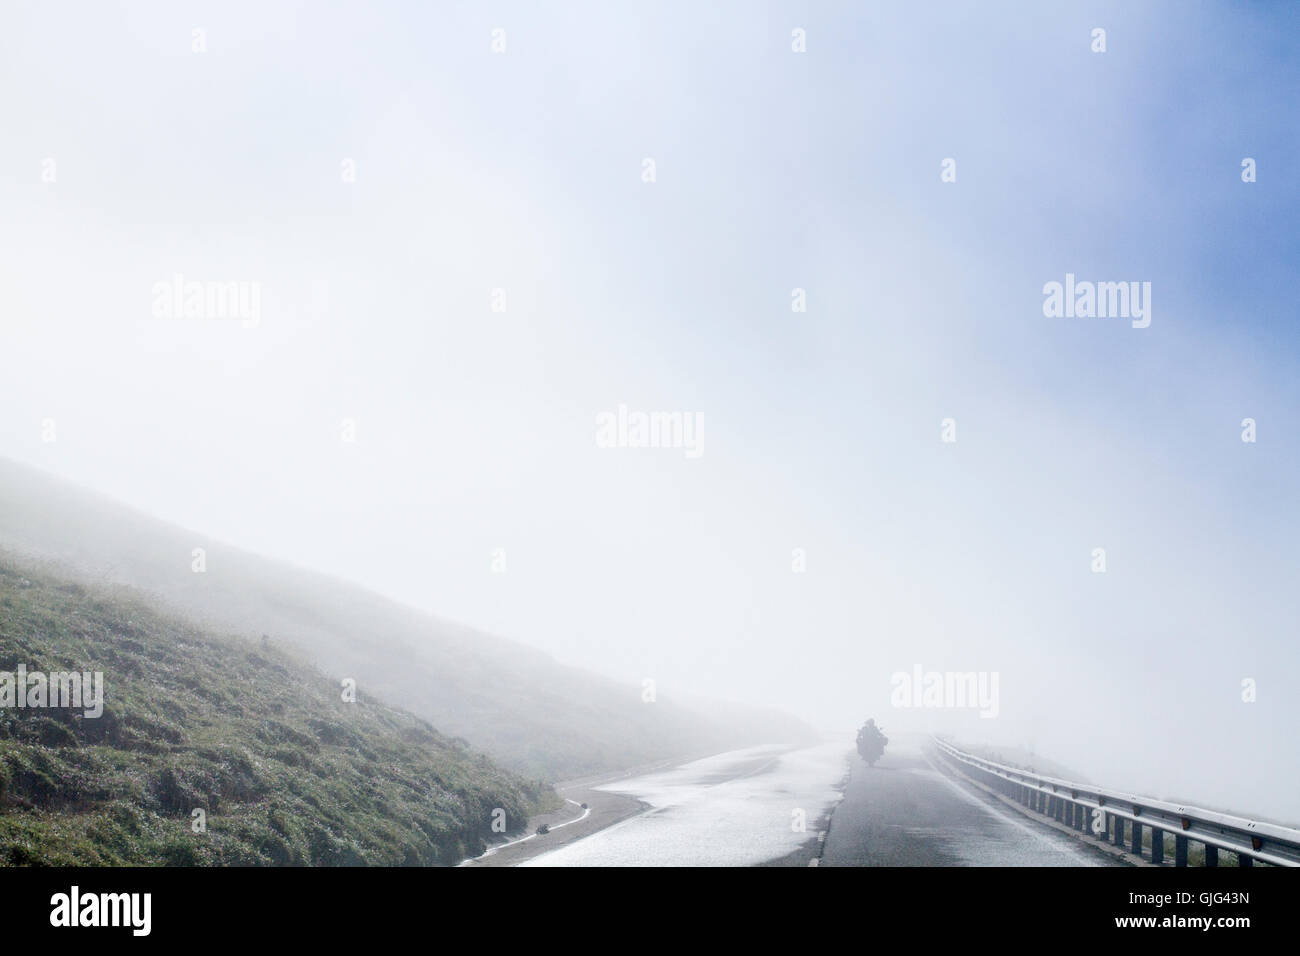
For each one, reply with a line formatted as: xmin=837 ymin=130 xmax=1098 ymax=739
xmin=1 ymin=1 xmax=1297 ymax=821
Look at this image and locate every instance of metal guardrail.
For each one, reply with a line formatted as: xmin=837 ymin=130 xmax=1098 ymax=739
xmin=932 ymin=736 xmax=1300 ymax=867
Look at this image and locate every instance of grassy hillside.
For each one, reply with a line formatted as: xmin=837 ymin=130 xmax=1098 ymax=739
xmin=0 ymin=558 xmax=555 ymax=865
xmin=0 ymin=458 xmax=816 ymax=779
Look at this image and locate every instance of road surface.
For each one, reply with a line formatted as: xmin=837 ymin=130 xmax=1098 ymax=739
xmin=821 ymin=737 xmax=1126 ymax=866
xmin=462 ymin=785 xmax=647 ymax=867
xmin=462 ymin=751 xmax=733 ymax=866
xmin=508 ymin=743 xmax=849 ymax=866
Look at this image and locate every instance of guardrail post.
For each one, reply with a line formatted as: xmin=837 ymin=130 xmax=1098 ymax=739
xmin=1151 ymin=829 xmax=1164 ymax=865
xmin=1204 ymin=845 xmax=1218 ymax=867
xmin=1239 ymin=853 xmax=1252 ymax=867
xmin=1131 ymin=821 xmax=1142 ymax=857
xmin=1112 ymin=815 xmax=1124 ymax=847
xmin=1175 ymin=834 xmax=1188 ymax=867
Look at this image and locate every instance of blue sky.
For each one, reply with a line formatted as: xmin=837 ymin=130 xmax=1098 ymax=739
xmin=1 ymin=1 xmax=1298 ymax=816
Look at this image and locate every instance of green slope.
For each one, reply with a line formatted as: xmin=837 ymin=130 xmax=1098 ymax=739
xmin=0 ymin=559 xmax=554 ymax=865
xmin=0 ymin=458 xmax=817 ymax=780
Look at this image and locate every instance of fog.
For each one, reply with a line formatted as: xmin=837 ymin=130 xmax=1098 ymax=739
xmin=2 ymin=1 xmax=1297 ymax=822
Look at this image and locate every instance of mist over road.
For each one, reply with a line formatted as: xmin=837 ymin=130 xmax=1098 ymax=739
xmin=498 ymin=737 xmax=1129 ymax=867
xmin=823 ymin=738 xmax=1123 ymax=867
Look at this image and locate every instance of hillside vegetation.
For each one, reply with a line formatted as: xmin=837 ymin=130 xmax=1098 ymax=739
xmin=0 ymin=559 xmax=554 ymax=865
xmin=0 ymin=458 xmax=815 ymax=779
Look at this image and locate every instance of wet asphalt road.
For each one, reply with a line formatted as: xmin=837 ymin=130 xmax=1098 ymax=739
xmin=822 ymin=739 xmax=1126 ymax=867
